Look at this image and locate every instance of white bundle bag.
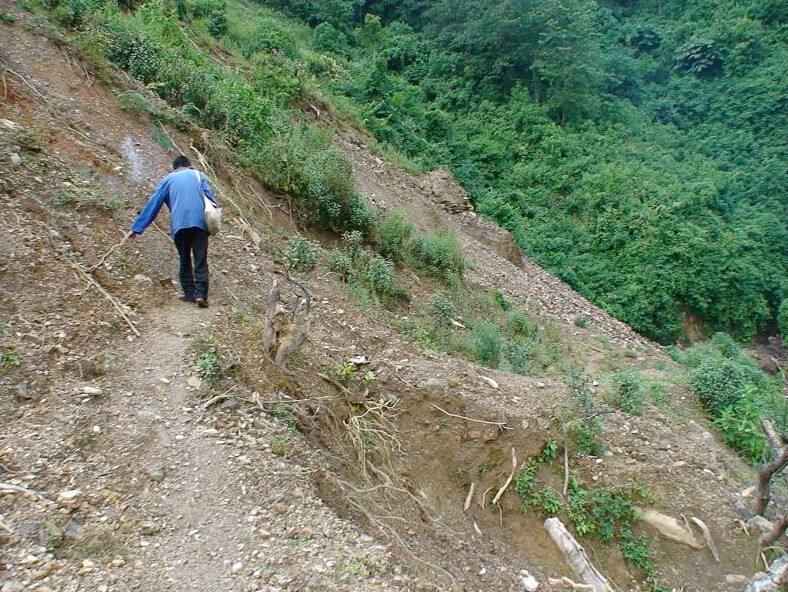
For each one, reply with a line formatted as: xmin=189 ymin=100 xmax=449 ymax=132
xmin=194 ymin=169 xmax=222 ymax=235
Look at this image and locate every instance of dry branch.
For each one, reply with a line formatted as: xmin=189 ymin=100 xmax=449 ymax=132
xmin=430 ymin=403 xmax=511 ymax=431
xmin=544 ymin=517 xmax=612 ymax=592
xmin=262 ymin=278 xmax=280 ymax=356
xmin=201 ymin=386 xmax=237 ymax=410
xmin=755 ymin=420 xmax=788 ymax=516
xmin=491 ymin=447 xmax=517 ymax=506
xmin=761 ymin=514 xmax=788 ymax=546
xmin=39 ymin=223 xmax=141 ymax=337
xmin=463 ymin=482 xmax=476 ymax=511
xmin=547 ymin=577 xmax=594 ymax=591
xmin=330 ymin=475 xmax=460 ymax=591
xmin=689 ymin=516 xmax=719 ymax=562
xmin=0 ymin=482 xmax=58 ymax=507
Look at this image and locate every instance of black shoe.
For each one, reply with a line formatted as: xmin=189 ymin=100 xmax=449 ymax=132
xmin=195 ymin=297 xmax=209 ymax=308
xmin=180 ymin=296 xmax=196 ymax=303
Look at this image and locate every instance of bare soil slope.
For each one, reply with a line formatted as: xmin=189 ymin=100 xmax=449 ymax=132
xmin=0 ymin=8 xmax=765 ymax=592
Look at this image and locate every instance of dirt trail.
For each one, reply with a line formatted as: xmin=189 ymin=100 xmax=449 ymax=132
xmin=102 ymin=303 xmax=249 ymax=591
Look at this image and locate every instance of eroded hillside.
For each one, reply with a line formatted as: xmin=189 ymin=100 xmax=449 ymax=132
xmin=0 ymin=5 xmax=770 ymax=592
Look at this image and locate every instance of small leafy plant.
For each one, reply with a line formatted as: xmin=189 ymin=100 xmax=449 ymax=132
xmin=285 ymin=234 xmax=320 ymax=272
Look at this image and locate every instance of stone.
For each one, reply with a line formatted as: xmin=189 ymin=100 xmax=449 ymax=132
xmin=479 ymin=376 xmax=498 ymax=389
xmin=148 ymin=466 xmax=167 ymax=483
xmin=519 ymin=570 xmax=539 ymax=591
xmin=232 ymin=561 xmax=243 ymax=574
xmin=2 ymin=582 xmax=25 ymax=592
xmin=187 ymin=376 xmax=202 ymax=389
xmin=133 ymin=274 xmax=152 ymax=283
xmin=724 ymin=574 xmax=748 ymax=585
xmin=15 ymin=382 xmax=32 ymax=400
xmin=10 ymin=153 xmax=22 ymax=166
xmin=56 ymin=489 xmax=83 ymax=509
xmin=79 ymin=386 xmax=103 ymax=396
xmin=140 ymin=521 xmax=159 ymax=535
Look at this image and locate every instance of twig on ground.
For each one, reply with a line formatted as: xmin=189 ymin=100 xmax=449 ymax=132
xmin=66 ymin=257 xmax=140 ymax=337
xmin=3 ymin=67 xmax=52 ymax=107
xmin=547 ymin=577 xmax=595 ymax=590
xmin=491 ymin=447 xmax=517 ymax=506
xmin=86 ymin=240 xmax=124 ymax=272
xmin=480 ymin=486 xmax=493 ymax=509
xmin=335 ymin=480 xmax=460 ymax=591
xmin=463 ymin=482 xmax=476 ymax=511
xmin=201 ymin=386 xmax=238 ymax=410
xmin=151 ymin=220 xmax=171 ymax=240
xmin=317 ymin=372 xmax=355 ymax=397
xmin=430 ymin=403 xmax=511 ymax=431
xmin=0 ymin=461 xmax=20 ymax=474
xmin=689 ymin=516 xmax=720 ymax=562
xmin=38 ymin=221 xmax=141 ymax=336
xmin=0 ymin=482 xmax=58 ymax=507
xmin=563 ymin=439 xmax=570 ymax=496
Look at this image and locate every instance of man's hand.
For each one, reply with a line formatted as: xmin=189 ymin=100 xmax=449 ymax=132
xmin=122 ymin=230 xmax=137 ymax=243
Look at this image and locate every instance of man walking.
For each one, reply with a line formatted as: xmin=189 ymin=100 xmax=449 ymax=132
xmin=124 ymin=155 xmax=217 ymax=308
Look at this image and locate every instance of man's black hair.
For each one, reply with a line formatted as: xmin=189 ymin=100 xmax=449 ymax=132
xmin=172 ymin=155 xmax=192 ymax=170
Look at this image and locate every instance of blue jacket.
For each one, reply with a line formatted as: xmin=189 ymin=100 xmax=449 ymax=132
xmin=131 ymin=168 xmax=217 ymax=236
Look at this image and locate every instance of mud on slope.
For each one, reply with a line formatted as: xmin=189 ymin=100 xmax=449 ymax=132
xmin=0 ymin=7 xmax=766 ymax=592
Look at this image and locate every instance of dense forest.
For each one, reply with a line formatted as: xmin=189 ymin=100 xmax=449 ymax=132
xmin=261 ymin=0 xmax=788 ymax=344
xmin=29 ymin=0 xmax=788 ymax=345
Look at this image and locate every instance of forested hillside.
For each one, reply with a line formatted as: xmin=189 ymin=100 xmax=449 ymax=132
xmin=22 ymin=0 xmax=788 ymax=344
xmin=262 ymin=0 xmax=788 ymax=344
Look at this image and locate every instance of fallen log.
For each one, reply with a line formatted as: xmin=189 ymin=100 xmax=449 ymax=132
xmin=544 ymin=517 xmax=613 ymax=592
xmin=637 ymin=508 xmax=702 ymax=549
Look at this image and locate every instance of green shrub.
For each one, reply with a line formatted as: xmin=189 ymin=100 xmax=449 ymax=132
xmin=408 ymin=230 xmax=465 ymax=282
xmin=377 ymin=211 xmax=413 ymax=262
xmin=285 ymin=234 xmax=320 ymax=272
xmin=493 ymin=290 xmax=511 ymax=310
xmin=428 ymin=292 xmax=457 ymax=325
xmin=0 ymin=348 xmax=21 ymax=368
xmin=503 ymin=341 xmax=530 ymax=375
xmin=714 ymin=393 xmax=768 ymax=461
xmin=778 ymin=299 xmax=788 ymax=338
xmin=690 ymin=357 xmax=746 ymax=416
xmin=189 ymin=336 xmax=222 ymax=388
xmin=505 ymin=309 xmax=536 ymax=338
xmin=362 ymin=255 xmax=396 ymax=296
xmin=327 ymin=248 xmax=353 ymax=280
xmin=0 ymin=10 xmax=16 ymax=23
xmin=341 ymin=230 xmax=364 ymax=257
xmin=606 ymin=369 xmax=646 ymax=415
xmin=312 ymin=21 xmax=347 ymax=54
xmin=189 ymin=0 xmax=227 ymax=37
xmin=674 ymin=333 xmax=785 ymax=464
xmin=231 ymin=17 xmax=297 ymax=57
xmin=473 ymin=322 xmax=501 ymax=368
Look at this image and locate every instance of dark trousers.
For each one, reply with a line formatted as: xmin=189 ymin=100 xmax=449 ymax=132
xmin=173 ymin=228 xmax=209 ymax=300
